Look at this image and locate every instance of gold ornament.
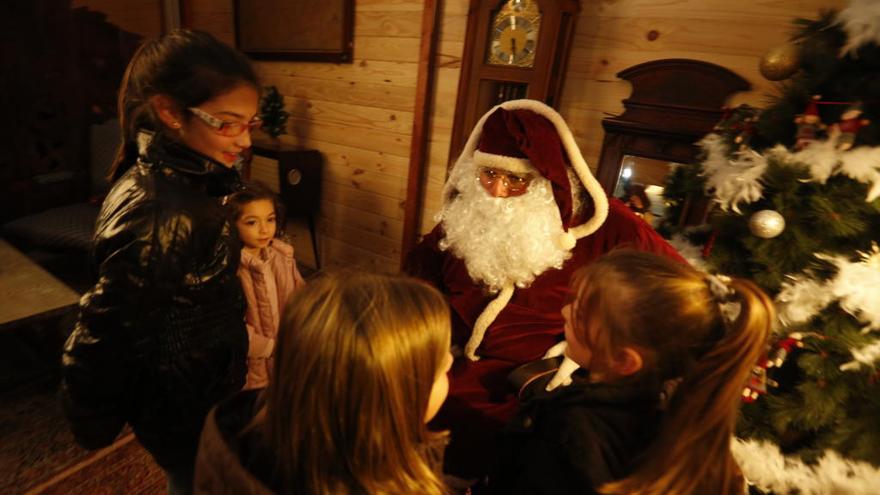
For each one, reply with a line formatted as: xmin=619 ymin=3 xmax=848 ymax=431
xmin=759 ymin=42 xmax=801 ymax=81
xmin=749 ymin=209 xmax=786 ymax=238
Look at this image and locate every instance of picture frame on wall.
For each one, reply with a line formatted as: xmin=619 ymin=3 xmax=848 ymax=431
xmin=233 ymin=0 xmax=354 ymax=62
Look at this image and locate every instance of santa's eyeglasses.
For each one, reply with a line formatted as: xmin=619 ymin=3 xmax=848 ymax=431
xmin=188 ymin=107 xmax=263 ymax=137
xmin=478 ymin=167 xmax=533 ymax=196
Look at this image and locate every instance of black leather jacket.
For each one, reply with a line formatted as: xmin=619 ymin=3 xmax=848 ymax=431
xmin=61 ymin=132 xmax=247 ymax=471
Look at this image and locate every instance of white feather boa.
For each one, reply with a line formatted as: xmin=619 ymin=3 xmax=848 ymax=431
xmin=733 ymin=438 xmax=880 ymax=495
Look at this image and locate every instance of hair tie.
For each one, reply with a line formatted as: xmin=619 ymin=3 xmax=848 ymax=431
xmin=706 ymin=274 xmax=742 ymax=325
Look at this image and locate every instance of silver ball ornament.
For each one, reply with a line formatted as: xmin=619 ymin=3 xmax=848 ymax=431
xmin=749 ymin=210 xmax=786 ymax=238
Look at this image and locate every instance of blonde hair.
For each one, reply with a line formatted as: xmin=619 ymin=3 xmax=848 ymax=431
xmin=256 ymin=271 xmax=451 ymax=495
xmin=568 ymin=250 xmax=772 ymax=495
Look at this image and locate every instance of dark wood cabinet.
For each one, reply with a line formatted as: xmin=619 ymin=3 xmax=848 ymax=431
xmin=595 ymin=59 xmax=751 ymax=227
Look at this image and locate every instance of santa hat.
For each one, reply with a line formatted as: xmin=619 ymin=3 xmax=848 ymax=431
xmin=446 ymin=99 xmax=609 ymax=360
xmin=449 ymin=99 xmax=609 ymax=250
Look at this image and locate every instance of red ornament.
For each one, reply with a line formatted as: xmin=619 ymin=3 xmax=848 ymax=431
xmin=769 ymin=334 xmax=806 ymax=368
xmin=702 ymin=230 xmax=718 ymax=259
xmin=742 ymin=359 xmax=770 ymax=403
xmin=794 ymin=96 xmax=827 ymax=151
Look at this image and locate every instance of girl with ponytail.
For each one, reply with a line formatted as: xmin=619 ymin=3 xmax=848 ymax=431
xmin=63 ymin=29 xmax=260 ymax=494
xmin=490 ymin=249 xmax=773 ymax=495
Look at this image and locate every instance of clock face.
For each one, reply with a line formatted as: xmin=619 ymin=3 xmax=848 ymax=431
xmin=490 ymin=15 xmax=537 ymax=66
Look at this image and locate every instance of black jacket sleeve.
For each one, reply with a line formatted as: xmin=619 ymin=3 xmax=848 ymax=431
xmin=61 ymin=194 xmax=191 ymax=449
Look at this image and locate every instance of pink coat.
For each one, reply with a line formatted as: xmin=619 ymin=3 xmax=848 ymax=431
xmin=237 ymin=239 xmax=306 ymax=390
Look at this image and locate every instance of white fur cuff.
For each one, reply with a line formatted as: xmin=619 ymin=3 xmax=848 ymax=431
xmin=473 ymin=150 xmax=537 ymax=175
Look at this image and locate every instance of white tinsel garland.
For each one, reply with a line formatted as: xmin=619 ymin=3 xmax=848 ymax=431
xmin=767 ymin=141 xmax=880 ymax=202
xmin=768 ymin=140 xmax=838 ymax=184
xmin=700 ymin=134 xmax=880 ymax=204
xmin=775 ymin=245 xmax=880 ymax=370
xmin=668 ymin=234 xmax=709 ymax=272
xmin=776 ymin=248 xmax=880 ymax=331
xmin=836 ymin=0 xmax=880 ymax=56
xmin=733 ymin=438 xmax=880 ymax=495
xmin=818 ymin=244 xmax=880 ymax=332
xmin=841 ymin=340 xmax=880 ymax=371
xmin=838 ymin=146 xmax=880 ymax=202
xmin=699 ymin=134 xmax=767 ymax=212
xmin=776 ymin=275 xmax=834 ymax=327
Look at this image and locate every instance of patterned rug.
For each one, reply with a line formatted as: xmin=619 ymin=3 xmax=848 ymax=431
xmin=27 ymin=434 xmax=164 ymax=495
xmin=0 ymin=382 xmax=164 ymax=494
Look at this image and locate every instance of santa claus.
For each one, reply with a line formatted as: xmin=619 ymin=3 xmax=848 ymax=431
xmin=404 ymin=100 xmax=683 ymax=480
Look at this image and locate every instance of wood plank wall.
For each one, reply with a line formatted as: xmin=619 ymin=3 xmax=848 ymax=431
xmin=187 ymin=0 xmax=424 ymax=272
xmin=186 ymin=0 xmax=845 ymax=273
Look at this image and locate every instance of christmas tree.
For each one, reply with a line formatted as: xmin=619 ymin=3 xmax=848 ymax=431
xmin=663 ymin=2 xmax=880 ymax=493
xmin=259 ymin=85 xmax=289 ymax=140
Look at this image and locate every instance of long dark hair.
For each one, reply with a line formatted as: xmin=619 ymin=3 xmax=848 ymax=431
xmin=108 ymin=29 xmax=259 ymax=181
xmin=568 ymin=250 xmax=773 ymax=495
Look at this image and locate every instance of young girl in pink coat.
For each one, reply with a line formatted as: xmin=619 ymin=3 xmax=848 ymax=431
xmin=227 ymin=181 xmax=306 ymax=390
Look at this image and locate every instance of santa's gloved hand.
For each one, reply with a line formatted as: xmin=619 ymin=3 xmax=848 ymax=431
xmin=543 ymin=340 xmax=568 ymax=359
xmin=545 ymin=355 xmax=580 ymax=391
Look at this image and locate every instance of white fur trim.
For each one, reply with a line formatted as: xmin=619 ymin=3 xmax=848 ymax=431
xmin=451 ymin=99 xmax=609 ymax=241
xmin=473 ymin=150 xmax=537 ymax=175
xmin=465 ymin=285 xmax=515 ymax=361
xmin=558 ymin=231 xmax=576 ymax=250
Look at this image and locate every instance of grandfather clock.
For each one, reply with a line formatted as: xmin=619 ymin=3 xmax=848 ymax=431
xmin=448 ymin=0 xmax=579 ymax=164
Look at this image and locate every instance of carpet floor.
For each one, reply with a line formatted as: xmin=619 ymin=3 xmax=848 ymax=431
xmin=1 ymin=381 xmax=165 ymax=494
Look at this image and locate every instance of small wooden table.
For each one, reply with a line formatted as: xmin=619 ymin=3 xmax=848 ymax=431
xmin=0 ymin=239 xmax=80 ymax=330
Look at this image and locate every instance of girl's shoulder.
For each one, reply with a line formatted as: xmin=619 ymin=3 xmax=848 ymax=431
xmin=267 ymin=238 xmax=295 ymax=260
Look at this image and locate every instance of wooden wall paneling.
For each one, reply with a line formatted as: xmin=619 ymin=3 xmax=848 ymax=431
xmin=255 ymin=60 xmax=420 ymax=89
xmin=320 ymin=235 xmax=396 ymax=273
xmin=184 ymin=0 xmax=235 ymax=44
xmin=320 ymin=181 xmax=405 ymax=220
xmin=417 ymin=0 xmax=469 ymax=235
xmin=400 ymin=0 xmax=440 ymax=267
xmin=304 ymin=140 xmax=411 ymax=178
xmin=318 ymin=201 xmax=404 ymax=240
xmin=267 ymin=76 xmax=417 ymax=112
xmin=282 ymin=97 xmax=415 ymax=135
xmin=323 ymin=160 xmax=407 ymax=200
xmin=357 ymin=36 xmax=421 ymax=62
xmin=280 ymin=119 xmax=411 ymax=158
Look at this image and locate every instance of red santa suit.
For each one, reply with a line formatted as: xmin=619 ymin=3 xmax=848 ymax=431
xmin=404 ymin=100 xmax=684 ymax=479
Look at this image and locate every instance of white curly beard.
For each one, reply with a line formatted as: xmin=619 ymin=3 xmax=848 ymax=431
xmin=437 ymin=159 xmax=572 ymax=292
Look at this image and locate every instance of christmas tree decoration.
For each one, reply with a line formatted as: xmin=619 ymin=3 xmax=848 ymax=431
xmin=699 ymin=133 xmax=767 ymax=212
xmin=817 ymin=244 xmax=880 ymax=330
xmin=259 ymin=86 xmax=289 ymax=140
xmin=732 ymin=439 xmax=880 ymax=495
xmin=660 ymin=3 xmax=880 ymax=490
xmin=759 ymin=42 xmax=801 ymax=81
xmin=748 ymin=209 xmax=786 ymax=238
xmin=831 ymin=103 xmax=871 ymax=151
xmin=794 ymin=96 xmax=827 ymax=151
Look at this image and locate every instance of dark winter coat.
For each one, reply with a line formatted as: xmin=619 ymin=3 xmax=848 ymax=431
xmin=489 ymin=373 xmax=664 ymax=495
xmin=194 ymin=390 xmax=278 ymax=495
xmin=61 ymin=131 xmax=248 ymax=471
